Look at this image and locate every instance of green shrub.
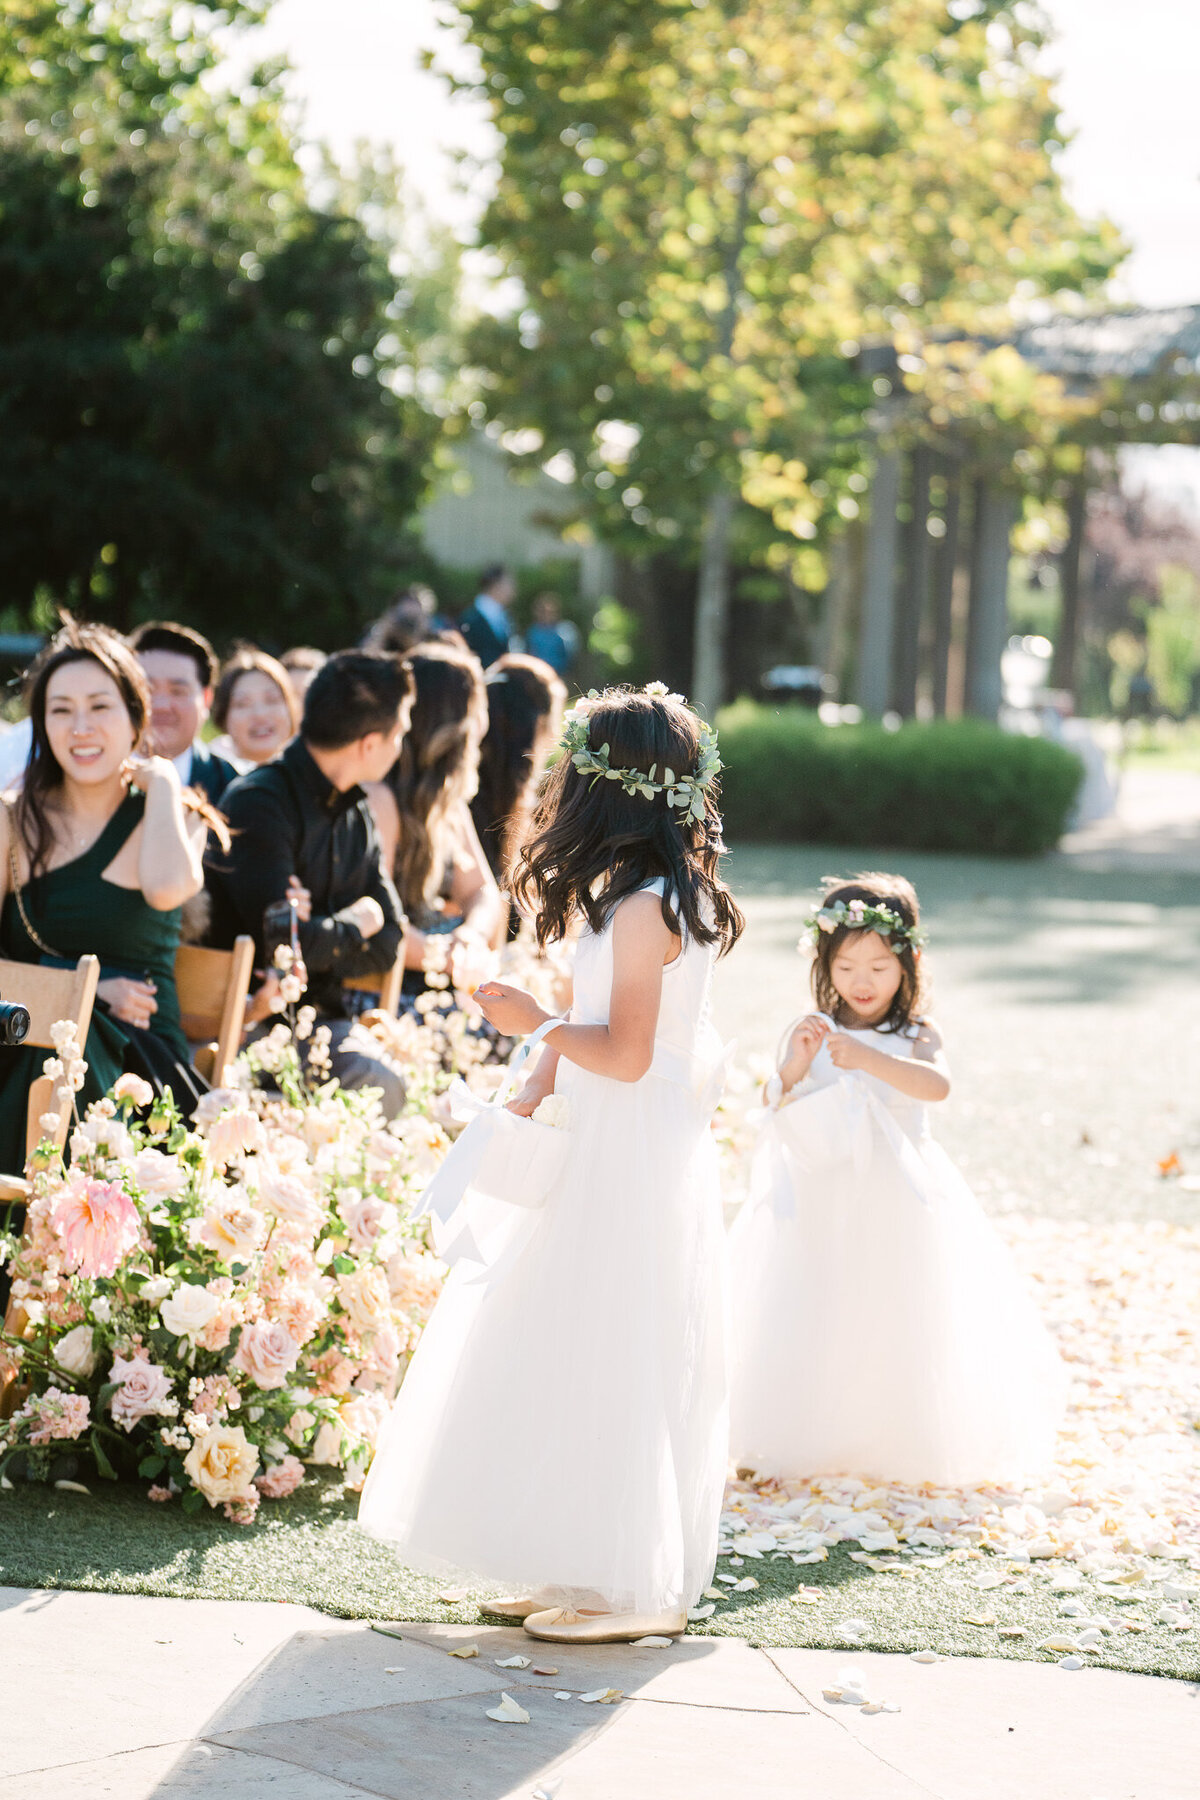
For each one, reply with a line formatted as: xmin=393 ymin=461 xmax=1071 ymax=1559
xmin=715 ymin=703 xmax=1084 ymax=856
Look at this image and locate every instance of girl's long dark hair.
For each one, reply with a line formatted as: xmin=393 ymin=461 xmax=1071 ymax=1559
xmin=810 ymin=871 xmax=927 ymax=1032
xmin=471 ymin=653 xmax=566 ymax=883
xmin=17 ymin=618 xmax=228 ymax=876
xmin=386 ymin=641 xmax=488 ymax=914
xmin=513 ymin=687 xmax=744 ymax=955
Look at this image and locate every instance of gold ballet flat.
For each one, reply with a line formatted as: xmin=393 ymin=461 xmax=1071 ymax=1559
xmin=522 ymin=1606 xmax=688 ymax=1644
xmin=477 ymin=1595 xmax=543 ymax=1620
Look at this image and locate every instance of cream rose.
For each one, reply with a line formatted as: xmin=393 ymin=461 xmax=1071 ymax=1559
xmin=531 ymin=1092 xmax=569 ymax=1129
xmin=132 ymin=1149 xmax=189 ymax=1201
xmin=54 ymin=1323 xmax=97 ymax=1379
xmin=256 ymin=1160 xmax=323 ymax=1232
xmin=232 ymin=1319 xmax=301 ymax=1391
xmin=199 ymin=1191 xmax=267 ymax=1265
xmin=207 ymin=1108 xmax=266 ymax=1167
xmin=160 ymin=1283 xmax=221 ymax=1339
xmin=335 ymin=1265 xmax=391 ymax=1335
xmin=183 ymin=1424 xmax=260 ymax=1506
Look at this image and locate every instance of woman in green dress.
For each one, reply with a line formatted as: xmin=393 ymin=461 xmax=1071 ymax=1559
xmin=0 ymin=621 xmax=214 ymax=1174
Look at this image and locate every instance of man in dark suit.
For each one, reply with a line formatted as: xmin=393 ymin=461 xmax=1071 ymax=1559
xmin=128 ymin=621 xmax=239 ymax=802
xmin=457 ymin=564 xmax=514 ymax=669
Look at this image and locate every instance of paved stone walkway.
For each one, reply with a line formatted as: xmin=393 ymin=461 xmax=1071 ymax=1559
xmin=3 ymin=1588 xmax=1195 ymax=1798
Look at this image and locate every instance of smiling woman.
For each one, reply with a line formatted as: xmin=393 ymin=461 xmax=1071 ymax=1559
xmin=0 ymin=621 xmax=215 ymax=1172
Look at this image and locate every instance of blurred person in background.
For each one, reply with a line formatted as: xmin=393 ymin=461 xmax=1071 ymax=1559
xmin=281 ymin=645 xmax=327 ymax=703
xmin=366 ymin=641 xmax=504 ymax=996
xmin=0 ymin=620 xmax=219 ymax=1168
xmin=471 ymin=653 xmax=566 ymax=913
xmin=524 ymin=591 xmax=580 ymax=678
xmin=363 ymin=584 xmax=443 ymax=657
xmin=206 ymin=652 xmax=414 ymax=1115
xmin=129 ymin=620 xmax=238 ymax=803
xmin=209 ymin=645 xmax=299 ymax=771
xmin=457 ymin=564 xmax=514 ymax=669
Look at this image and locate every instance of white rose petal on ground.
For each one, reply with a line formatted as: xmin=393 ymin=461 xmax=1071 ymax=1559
xmin=495 ymin=1655 xmax=531 ymax=1669
xmin=578 ymin=1688 xmax=623 ymax=1705
xmin=448 ymin=1645 xmax=480 ymax=1659
xmin=687 ymin=1603 xmax=715 ymax=1621
xmin=630 ymin=1636 xmax=673 ymax=1647
xmin=909 ymin=1650 xmax=940 ymax=1664
xmin=485 ymin=1693 xmax=531 ymax=1724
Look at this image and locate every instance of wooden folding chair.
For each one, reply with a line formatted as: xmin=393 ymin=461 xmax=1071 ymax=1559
xmin=343 ymin=939 xmax=405 ymax=1019
xmin=175 ymin=936 xmax=255 ymax=1084
xmin=0 ymin=954 xmax=101 ymax=1199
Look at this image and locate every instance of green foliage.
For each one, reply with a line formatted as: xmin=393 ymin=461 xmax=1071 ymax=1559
xmin=0 ymin=2 xmax=445 ymax=644
xmin=451 ymin=0 xmax=1122 ymax=576
xmin=1144 ymin=566 xmax=1200 ymax=719
xmin=715 ymin=703 xmax=1083 ymax=856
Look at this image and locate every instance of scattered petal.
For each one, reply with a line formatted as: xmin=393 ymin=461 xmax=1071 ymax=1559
xmin=688 ymin=1603 xmax=715 ymax=1621
xmin=531 ymin=1665 xmax=559 ymax=1676
xmin=449 ymin=1644 xmax=481 ymax=1659
xmin=630 ymin=1636 xmax=673 ymax=1648
xmin=1058 ymin=1655 xmax=1085 ymax=1670
xmin=384 ymin=1667 xmax=405 ymax=1674
xmin=579 ymin=1687 xmax=623 ymax=1705
xmin=909 ymin=1650 xmax=940 ymax=1664
xmin=486 ymin=1693 xmax=531 ymax=1724
xmin=52 ymin=1480 xmax=90 ymax=1495
xmin=554 ymin=1691 xmax=573 ymax=1700
xmin=1037 ymin=1636 xmax=1081 ymax=1653
xmin=998 ymin=1627 xmax=1027 ymax=1639
xmin=438 ymin=1587 xmax=470 ymax=1603
xmin=965 ymin=1614 xmax=996 ymax=1627
xmin=731 ymin=1576 xmax=759 ymax=1592
xmin=496 ymin=1655 xmax=532 ymax=1669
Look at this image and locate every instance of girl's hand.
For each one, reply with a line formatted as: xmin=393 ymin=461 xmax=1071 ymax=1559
xmin=98 ymin=976 xmax=158 ymax=1030
xmin=779 ymin=1014 xmax=828 ymax=1091
xmin=827 ymin=1032 xmax=873 ymax=1072
xmin=474 ymin=982 xmax=548 ymax=1038
xmin=506 ymin=1077 xmax=553 ymax=1118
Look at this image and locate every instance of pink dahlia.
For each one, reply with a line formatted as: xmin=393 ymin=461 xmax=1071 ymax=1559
xmin=50 ymin=1174 xmax=139 ymax=1279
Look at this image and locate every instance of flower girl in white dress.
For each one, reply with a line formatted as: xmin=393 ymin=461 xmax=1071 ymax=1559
xmin=359 ymin=684 xmax=744 ymax=1642
xmin=729 ymin=872 xmax=1066 ymax=1488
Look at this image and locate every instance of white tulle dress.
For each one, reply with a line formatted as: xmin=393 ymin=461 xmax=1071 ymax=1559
xmin=729 ymin=1019 xmax=1067 ymax=1487
xmin=359 ymin=881 xmax=730 ymax=1616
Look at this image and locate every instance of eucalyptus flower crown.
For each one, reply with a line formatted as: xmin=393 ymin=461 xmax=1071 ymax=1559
xmin=559 ymin=680 xmax=721 ymax=826
xmin=804 ymin=896 xmax=927 ymax=956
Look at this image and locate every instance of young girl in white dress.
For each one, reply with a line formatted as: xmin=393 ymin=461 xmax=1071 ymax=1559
xmin=359 ymin=683 xmax=744 ymax=1642
xmin=729 ymin=872 xmax=1066 ymax=1488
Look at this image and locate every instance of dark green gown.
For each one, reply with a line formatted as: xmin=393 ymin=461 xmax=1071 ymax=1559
xmin=0 ymin=792 xmax=202 ymax=1173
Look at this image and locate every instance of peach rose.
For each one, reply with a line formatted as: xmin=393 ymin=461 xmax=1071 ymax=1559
xmin=184 ymin=1424 xmax=260 ymax=1506
xmin=271 ymin=1283 xmax=326 ymax=1348
xmin=254 ymin=1454 xmax=305 ymax=1499
xmin=113 ymin=1073 xmax=155 ymax=1109
xmin=195 ymin=1292 xmax=240 ymax=1353
xmin=339 ymin=1194 xmax=399 ymax=1256
xmin=207 ymin=1108 xmax=266 ymax=1167
xmin=256 ymin=1159 xmax=323 ymax=1232
xmin=232 ymin=1318 xmax=301 ymax=1391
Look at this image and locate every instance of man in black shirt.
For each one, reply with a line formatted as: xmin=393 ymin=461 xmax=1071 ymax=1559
xmin=206 ymin=651 xmax=413 ymax=1114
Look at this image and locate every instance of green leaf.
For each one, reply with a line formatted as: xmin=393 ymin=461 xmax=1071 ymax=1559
xmin=91 ymin=1432 xmax=118 ymax=1481
xmin=138 ymin=1454 xmax=166 ymax=1479
xmin=332 ymin=1255 xmax=356 ymax=1275
xmin=182 ymin=1490 xmax=206 ymax=1515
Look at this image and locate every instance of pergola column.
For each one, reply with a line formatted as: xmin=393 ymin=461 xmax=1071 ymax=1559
xmin=1050 ymin=479 xmax=1086 ymax=698
xmin=856 ymin=450 xmax=901 ymax=716
xmin=964 ymin=479 xmax=1016 ymax=721
xmin=894 ymin=446 xmax=934 ymax=718
xmin=931 ymin=460 xmax=963 ymax=717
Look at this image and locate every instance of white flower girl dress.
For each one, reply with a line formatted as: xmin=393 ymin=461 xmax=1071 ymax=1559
xmin=729 ymin=1019 xmax=1067 ymax=1487
xmin=360 ymin=881 xmax=730 ymax=1617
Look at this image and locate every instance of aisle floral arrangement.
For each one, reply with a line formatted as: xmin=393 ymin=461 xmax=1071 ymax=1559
xmin=0 ymin=989 xmax=456 ymax=1520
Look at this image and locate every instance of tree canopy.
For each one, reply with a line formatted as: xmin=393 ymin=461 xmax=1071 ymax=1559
xmin=0 ymin=1 xmax=443 ymax=645
xmin=452 ymin=0 xmax=1124 ymax=708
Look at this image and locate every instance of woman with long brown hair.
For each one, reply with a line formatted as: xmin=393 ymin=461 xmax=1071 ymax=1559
xmin=470 ymin=652 xmax=566 ymax=890
xmin=209 ymin=645 xmax=299 ymax=771
xmin=0 ymin=620 xmax=216 ymax=1167
xmin=366 ymin=641 xmax=505 ymax=993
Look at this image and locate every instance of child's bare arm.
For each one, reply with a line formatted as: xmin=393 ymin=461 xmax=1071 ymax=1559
xmin=826 ymin=1021 xmax=951 ymax=1102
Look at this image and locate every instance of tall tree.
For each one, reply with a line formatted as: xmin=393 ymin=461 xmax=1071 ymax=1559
xmin=453 ymin=0 xmax=1121 ymax=711
xmin=0 ymin=2 xmax=444 ymax=644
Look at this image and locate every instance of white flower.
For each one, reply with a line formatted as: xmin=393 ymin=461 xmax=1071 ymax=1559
xmin=161 ymin=1283 xmax=221 ymax=1339
xmin=140 ymin=1274 xmax=173 ymax=1305
xmin=310 ymin=1420 xmax=345 ymax=1466
xmin=531 ymin=1092 xmax=569 ymax=1129
xmin=132 ymin=1149 xmax=189 ymax=1200
xmin=54 ymin=1324 xmax=97 ymax=1378
xmin=89 ymin=1295 xmax=112 ymax=1324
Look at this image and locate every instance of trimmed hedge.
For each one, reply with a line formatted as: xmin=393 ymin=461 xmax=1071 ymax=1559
xmin=715 ymin=703 xmax=1084 ymax=857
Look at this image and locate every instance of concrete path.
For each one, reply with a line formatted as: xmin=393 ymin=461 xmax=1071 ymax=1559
xmin=3 ymin=1587 xmax=1195 ymax=1799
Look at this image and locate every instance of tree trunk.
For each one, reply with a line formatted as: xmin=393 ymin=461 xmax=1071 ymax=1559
xmin=691 ymin=482 xmax=736 ymax=717
xmin=1050 ymin=479 xmax=1086 ymax=697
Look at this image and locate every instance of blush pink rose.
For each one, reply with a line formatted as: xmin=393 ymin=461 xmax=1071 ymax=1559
xmin=271 ymin=1283 xmax=326 ymax=1348
xmin=195 ymin=1290 xmax=241 ymax=1353
xmin=109 ymin=1353 xmax=175 ymax=1431
xmin=50 ymin=1174 xmax=139 ymax=1279
xmin=254 ymin=1454 xmax=305 ymax=1499
xmin=232 ymin=1319 xmax=301 ymax=1391
xmin=207 ymin=1107 xmax=266 ymax=1167
xmin=340 ymin=1195 xmax=399 ymax=1256
xmin=256 ymin=1160 xmax=323 ymax=1232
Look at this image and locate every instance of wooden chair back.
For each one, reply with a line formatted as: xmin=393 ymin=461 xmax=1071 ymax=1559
xmin=175 ymin=936 xmax=255 ymax=1084
xmin=0 ymin=954 xmax=100 ymax=1174
xmin=343 ymin=941 xmax=405 ymax=1018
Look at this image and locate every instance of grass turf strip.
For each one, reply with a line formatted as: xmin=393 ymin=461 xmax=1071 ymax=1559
xmin=1 ymin=1480 xmax=1195 ymax=1682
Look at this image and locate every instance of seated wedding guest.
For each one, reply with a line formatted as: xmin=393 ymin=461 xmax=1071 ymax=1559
xmin=281 ymin=645 xmax=327 ymax=703
xmin=128 ymin=620 xmax=238 ymax=803
xmin=209 ymin=645 xmax=298 ymax=771
xmin=367 ymin=642 xmax=505 ymax=995
xmin=471 ymin=653 xmax=566 ymax=890
xmin=523 ymin=592 xmax=581 ymax=678
xmin=205 ymin=652 xmax=413 ymax=1115
xmin=0 ymin=620 xmax=216 ymax=1171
